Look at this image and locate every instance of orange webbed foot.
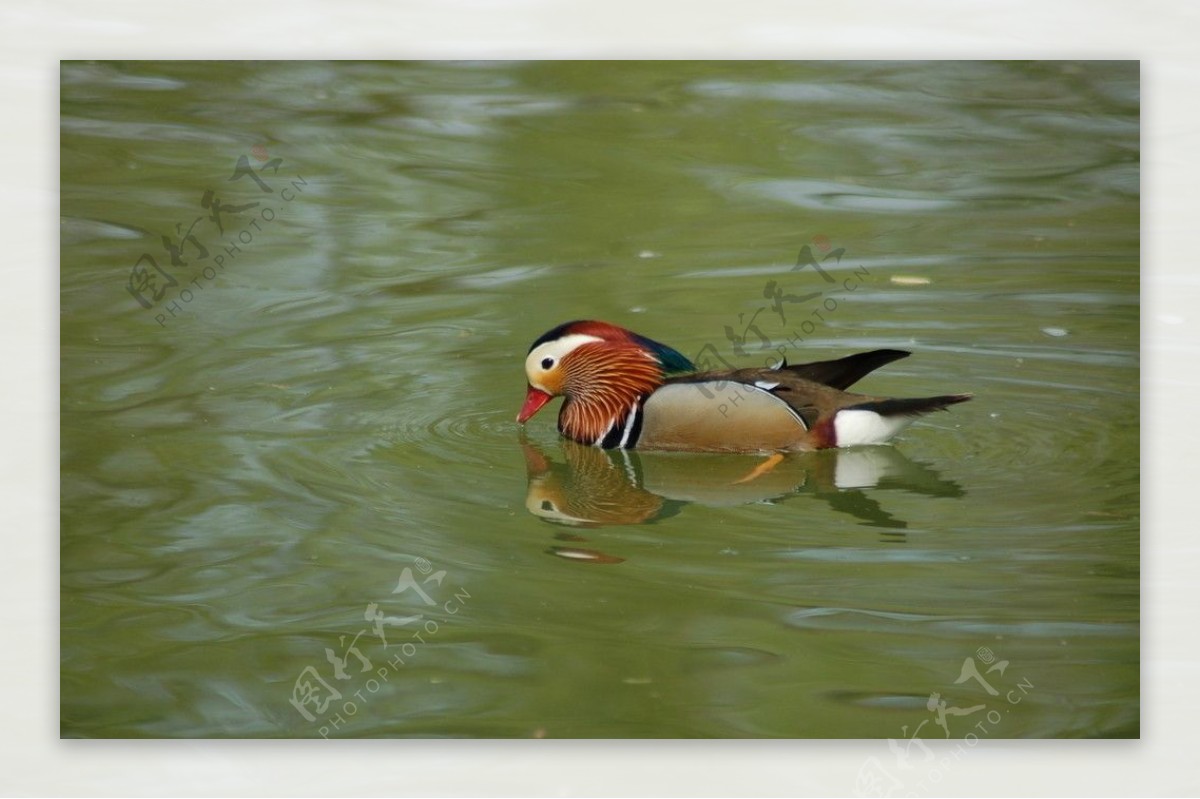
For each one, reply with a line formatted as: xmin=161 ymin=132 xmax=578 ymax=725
xmin=731 ymin=452 xmax=786 ymax=485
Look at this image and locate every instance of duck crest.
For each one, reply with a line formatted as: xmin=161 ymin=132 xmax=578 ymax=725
xmin=532 ymin=320 xmax=695 ymax=374
xmin=558 ymin=341 xmax=663 ymax=447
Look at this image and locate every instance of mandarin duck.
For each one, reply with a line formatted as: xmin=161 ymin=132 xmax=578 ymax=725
xmin=516 ymin=320 xmax=971 ymax=453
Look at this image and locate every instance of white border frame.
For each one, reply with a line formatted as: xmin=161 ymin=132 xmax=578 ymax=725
xmin=15 ymin=2 xmax=1190 ymax=795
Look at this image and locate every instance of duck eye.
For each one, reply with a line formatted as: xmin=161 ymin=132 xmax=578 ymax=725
xmin=540 ymin=357 xmax=554 ymax=370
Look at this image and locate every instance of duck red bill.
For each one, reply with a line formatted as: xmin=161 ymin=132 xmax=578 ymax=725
xmin=517 ymin=387 xmax=552 ymax=423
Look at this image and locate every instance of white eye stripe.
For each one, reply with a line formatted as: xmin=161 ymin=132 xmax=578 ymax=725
xmin=537 ymin=334 xmax=603 ymax=358
xmin=525 ymin=334 xmax=603 ymax=390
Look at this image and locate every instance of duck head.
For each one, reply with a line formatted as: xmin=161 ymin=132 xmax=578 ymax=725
xmin=516 ymin=320 xmax=694 ymax=446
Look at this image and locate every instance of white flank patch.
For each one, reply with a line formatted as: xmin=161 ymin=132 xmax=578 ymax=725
xmin=833 ymin=409 xmax=915 ymax=447
xmin=754 ymin=380 xmax=781 ymax=391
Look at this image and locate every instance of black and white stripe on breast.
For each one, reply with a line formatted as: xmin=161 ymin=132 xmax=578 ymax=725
xmin=599 ymin=398 xmax=646 ymax=449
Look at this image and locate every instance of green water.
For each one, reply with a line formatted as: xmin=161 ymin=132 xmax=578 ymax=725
xmin=60 ymin=61 xmax=1138 ymax=739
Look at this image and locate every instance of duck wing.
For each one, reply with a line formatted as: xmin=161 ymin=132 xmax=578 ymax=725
xmin=779 ymin=349 xmax=910 ymax=390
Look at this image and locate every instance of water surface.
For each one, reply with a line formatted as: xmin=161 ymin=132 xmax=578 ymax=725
xmin=60 ymin=61 xmax=1138 ymax=739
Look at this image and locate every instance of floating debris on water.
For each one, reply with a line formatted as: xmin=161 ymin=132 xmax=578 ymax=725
xmin=890 ymin=275 xmax=931 ymax=285
xmin=546 ymin=546 xmax=625 ymax=564
xmin=1041 ymin=327 xmax=1069 ymax=337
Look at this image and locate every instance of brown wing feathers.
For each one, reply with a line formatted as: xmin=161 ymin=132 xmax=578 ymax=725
xmin=844 ymin=393 xmax=974 ymax=418
xmin=780 ymin=349 xmax=910 ymax=390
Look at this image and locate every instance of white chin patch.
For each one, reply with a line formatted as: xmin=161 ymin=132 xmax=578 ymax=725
xmin=833 ymin=409 xmax=915 ymax=447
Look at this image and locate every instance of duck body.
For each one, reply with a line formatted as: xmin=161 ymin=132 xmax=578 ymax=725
xmin=517 ymin=320 xmax=971 ymax=453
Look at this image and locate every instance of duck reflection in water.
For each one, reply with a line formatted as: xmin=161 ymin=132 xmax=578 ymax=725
xmin=521 ymin=437 xmax=966 ymax=563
